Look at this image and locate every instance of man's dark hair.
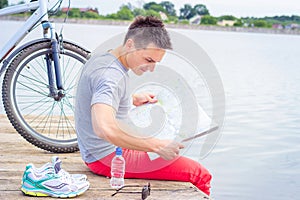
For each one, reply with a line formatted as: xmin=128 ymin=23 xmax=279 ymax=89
xmin=124 ymin=16 xmax=172 ymax=50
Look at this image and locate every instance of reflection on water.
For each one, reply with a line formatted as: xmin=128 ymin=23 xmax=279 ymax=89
xmin=188 ymin=30 xmax=300 ymax=199
xmin=1 ymin=21 xmax=300 ymax=200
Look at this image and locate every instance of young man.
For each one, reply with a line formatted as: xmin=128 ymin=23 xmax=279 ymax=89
xmin=75 ymin=16 xmax=212 ymax=195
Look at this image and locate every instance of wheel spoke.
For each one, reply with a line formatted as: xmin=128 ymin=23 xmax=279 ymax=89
xmin=65 ymin=67 xmax=81 ymax=92
xmin=16 ymin=80 xmax=49 ymax=97
xmin=57 ymin=100 xmax=75 ymax=138
xmin=14 ymin=99 xmax=51 ymax=104
xmin=19 ymin=65 xmax=49 ymax=88
xmin=63 ymin=56 xmax=77 ymax=86
xmin=17 ymin=95 xmax=51 ymax=112
xmin=35 ymin=101 xmax=56 ymax=135
xmin=61 ymin=94 xmax=74 ymax=113
xmin=35 ymin=54 xmax=48 ymax=72
xmin=31 ymin=56 xmax=48 ymax=83
xmin=24 ymin=98 xmax=54 ymax=122
xmin=18 ymin=73 xmax=49 ymax=90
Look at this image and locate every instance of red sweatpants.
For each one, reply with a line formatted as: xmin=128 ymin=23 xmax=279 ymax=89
xmin=86 ymin=149 xmax=212 ymax=195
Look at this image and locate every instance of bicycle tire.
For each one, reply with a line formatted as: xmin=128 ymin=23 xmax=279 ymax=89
xmin=2 ymin=40 xmax=90 ymax=153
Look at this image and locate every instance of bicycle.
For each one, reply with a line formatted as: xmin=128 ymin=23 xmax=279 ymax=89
xmin=0 ymin=0 xmax=91 ymax=153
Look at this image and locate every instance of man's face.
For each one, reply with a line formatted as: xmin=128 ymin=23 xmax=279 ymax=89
xmin=125 ymin=43 xmax=166 ymax=76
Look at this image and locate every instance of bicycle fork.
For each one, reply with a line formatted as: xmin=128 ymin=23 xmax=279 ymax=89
xmin=42 ymin=21 xmax=65 ymax=101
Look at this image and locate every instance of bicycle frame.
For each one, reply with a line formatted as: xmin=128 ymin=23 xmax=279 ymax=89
xmin=0 ymin=0 xmax=66 ymax=99
xmin=0 ymin=0 xmax=48 ymax=63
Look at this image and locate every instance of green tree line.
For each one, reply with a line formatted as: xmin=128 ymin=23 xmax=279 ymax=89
xmin=58 ymin=1 xmax=300 ymax=28
xmin=2 ymin=1 xmax=300 ymax=28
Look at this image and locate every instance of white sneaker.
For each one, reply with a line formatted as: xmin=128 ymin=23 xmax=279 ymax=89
xmin=21 ymin=165 xmax=89 ymax=198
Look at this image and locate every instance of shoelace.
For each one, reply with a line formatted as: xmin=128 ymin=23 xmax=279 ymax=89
xmin=58 ymin=169 xmax=74 ymax=184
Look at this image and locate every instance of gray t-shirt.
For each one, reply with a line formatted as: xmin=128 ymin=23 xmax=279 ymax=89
xmin=75 ymin=52 xmax=130 ymax=163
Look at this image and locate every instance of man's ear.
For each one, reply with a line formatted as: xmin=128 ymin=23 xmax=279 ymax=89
xmin=125 ymin=39 xmax=135 ymax=51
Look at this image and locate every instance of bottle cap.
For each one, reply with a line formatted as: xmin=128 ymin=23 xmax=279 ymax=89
xmin=116 ymin=147 xmax=122 ymax=156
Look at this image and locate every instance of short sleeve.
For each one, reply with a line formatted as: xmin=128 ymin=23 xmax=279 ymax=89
xmin=90 ymin=68 xmax=126 ymax=112
xmin=91 ymin=77 xmax=121 ymax=111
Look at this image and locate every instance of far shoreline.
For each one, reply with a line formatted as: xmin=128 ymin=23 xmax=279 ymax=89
xmin=1 ymin=15 xmax=300 ymax=36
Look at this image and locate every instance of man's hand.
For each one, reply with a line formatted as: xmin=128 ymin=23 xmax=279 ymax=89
xmin=156 ymin=140 xmax=185 ymax=160
xmin=132 ymin=92 xmax=158 ymax=106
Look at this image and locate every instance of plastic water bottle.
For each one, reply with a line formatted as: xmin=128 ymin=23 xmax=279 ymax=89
xmin=110 ymin=147 xmax=125 ymax=189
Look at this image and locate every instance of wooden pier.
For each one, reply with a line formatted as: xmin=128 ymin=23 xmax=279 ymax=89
xmin=0 ymin=115 xmax=210 ymax=200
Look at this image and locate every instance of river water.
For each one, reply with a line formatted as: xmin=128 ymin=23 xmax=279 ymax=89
xmin=1 ymin=21 xmax=300 ymax=199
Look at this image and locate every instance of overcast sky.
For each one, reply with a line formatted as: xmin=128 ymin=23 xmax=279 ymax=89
xmin=9 ymin=0 xmax=300 ymax=18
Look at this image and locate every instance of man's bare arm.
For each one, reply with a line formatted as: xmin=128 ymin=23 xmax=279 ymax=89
xmin=91 ymin=103 xmax=184 ymax=160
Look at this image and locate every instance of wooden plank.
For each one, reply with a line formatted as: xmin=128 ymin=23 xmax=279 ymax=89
xmin=0 ymin=115 xmax=210 ymax=199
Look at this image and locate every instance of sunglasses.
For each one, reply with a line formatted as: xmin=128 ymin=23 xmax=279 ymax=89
xmin=111 ymin=182 xmax=151 ymax=200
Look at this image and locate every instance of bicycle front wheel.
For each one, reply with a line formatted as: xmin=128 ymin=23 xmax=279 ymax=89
xmin=2 ymin=40 xmax=90 ymax=153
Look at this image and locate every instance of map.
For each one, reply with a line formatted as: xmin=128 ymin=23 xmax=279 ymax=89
xmin=125 ymin=84 xmax=213 ymax=160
